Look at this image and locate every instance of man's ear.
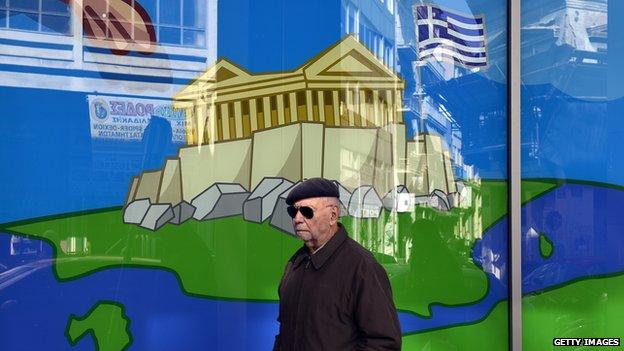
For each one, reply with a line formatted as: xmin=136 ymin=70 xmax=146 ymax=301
xmin=331 ymin=206 xmax=339 ymax=221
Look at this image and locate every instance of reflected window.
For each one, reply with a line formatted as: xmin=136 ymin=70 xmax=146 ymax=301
xmin=386 ymin=0 xmax=393 ymax=14
xmin=158 ymin=0 xmax=206 ymax=47
xmin=358 ymin=23 xmax=394 ymax=67
xmin=3 ymin=0 xmax=71 ymax=34
xmin=82 ymin=0 xmax=206 ymax=48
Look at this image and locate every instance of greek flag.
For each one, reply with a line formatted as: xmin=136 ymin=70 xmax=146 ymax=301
xmin=415 ymin=5 xmax=487 ymax=67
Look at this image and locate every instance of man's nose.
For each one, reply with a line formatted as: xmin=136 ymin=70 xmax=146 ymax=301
xmin=292 ymin=210 xmax=305 ymax=224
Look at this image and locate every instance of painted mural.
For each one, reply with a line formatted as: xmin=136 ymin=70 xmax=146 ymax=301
xmin=0 ymin=0 xmax=620 ymax=350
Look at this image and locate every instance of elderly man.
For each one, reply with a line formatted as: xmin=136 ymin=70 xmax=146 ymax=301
xmin=273 ymin=178 xmax=401 ymax=350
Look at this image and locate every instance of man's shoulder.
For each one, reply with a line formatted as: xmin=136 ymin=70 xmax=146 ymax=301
xmin=287 ymin=245 xmax=307 ymax=262
xmin=340 ymin=232 xmax=382 ymax=268
xmin=337 ymin=234 xmax=391 ymax=287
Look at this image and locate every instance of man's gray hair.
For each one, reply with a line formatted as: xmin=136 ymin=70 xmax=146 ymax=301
xmin=322 ymin=197 xmax=341 ymax=217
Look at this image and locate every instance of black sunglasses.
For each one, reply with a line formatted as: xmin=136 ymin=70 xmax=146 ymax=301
xmin=286 ymin=205 xmax=315 ymax=219
xmin=287 ymin=204 xmax=336 ymax=219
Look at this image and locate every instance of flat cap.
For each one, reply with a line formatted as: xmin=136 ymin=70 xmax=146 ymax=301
xmin=286 ymin=177 xmax=339 ymax=205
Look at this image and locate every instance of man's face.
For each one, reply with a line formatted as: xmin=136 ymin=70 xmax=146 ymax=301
xmin=291 ymin=197 xmax=336 ymax=247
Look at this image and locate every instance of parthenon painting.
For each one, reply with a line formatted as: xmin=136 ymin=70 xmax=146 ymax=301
xmin=123 ymin=36 xmax=466 ymax=232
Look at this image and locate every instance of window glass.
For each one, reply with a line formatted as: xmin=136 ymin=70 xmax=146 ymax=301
xmin=384 ymin=0 xmax=508 ymax=348
xmin=41 ymin=0 xmax=69 ymax=14
xmin=0 ymin=1 xmax=517 ymax=350
xmin=9 ymin=10 xmax=37 ymax=31
xmin=159 ymin=0 xmax=180 ymax=25
xmin=520 ymin=0 xmax=620 ymax=348
xmin=139 ymin=0 xmax=158 ymax=23
xmin=41 ymin=13 xmax=70 ymax=34
xmin=159 ymin=26 xmax=180 ymax=44
xmin=348 ymin=6 xmax=355 ymax=34
xmin=183 ymin=29 xmax=204 ymax=46
xmin=10 ymin=0 xmax=37 ymax=11
xmin=183 ymin=0 xmax=205 ymax=28
xmin=4 ymin=0 xmax=72 ymax=35
xmin=81 ymin=0 xmax=206 ymax=48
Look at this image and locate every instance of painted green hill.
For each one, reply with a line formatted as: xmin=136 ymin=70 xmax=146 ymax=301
xmin=1 ymin=180 xmax=557 ymax=316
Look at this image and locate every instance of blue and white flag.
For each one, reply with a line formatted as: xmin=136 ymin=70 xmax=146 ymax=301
xmin=415 ymin=5 xmax=487 ymax=68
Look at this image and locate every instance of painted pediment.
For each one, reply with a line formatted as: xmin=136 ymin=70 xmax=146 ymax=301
xmin=175 ymin=59 xmax=251 ymax=101
xmin=174 ymin=35 xmax=404 ymax=108
xmin=302 ymin=35 xmax=399 ymax=82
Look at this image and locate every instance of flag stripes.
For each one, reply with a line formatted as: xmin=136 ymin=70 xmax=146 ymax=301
xmin=415 ymin=5 xmax=487 ymax=68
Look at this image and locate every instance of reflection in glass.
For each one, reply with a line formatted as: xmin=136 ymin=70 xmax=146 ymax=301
xmin=183 ymin=0 xmax=205 ymax=28
xmin=520 ymin=0 xmax=619 ymax=348
xmin=159 ymin=0 xmax=181 ymax=25
xmin=159 ymin=26 xmax=180 ymax=44
xmin=9 ymin=10 xmax=37 ymax=31
xmin=41 ymin=0 xmax=70 ymax=13
xmin=183 ymin=28 xmax=204 ymax=46
xmin=0 ymin=0 xmax=513 ymax=349
xmin=10 ymin=0 xmax=38 ymax=12
xmin=140 ymin=0 xmax=157 ymax=19
xmin=4 ymin=0 xmax=70 ymax=34
xmin=41 ymin=13 xmax=70 ymax=34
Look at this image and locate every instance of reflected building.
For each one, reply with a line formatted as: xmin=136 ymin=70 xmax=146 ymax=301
xmin=135 ymin=234 xmax=161 ymax=260
xmin=521 ymin=0 xmax=607 ymax=172
xmin=0 ymin=0 xmax=217 ymax=205
xmin=0 ymin=0 xmax=216 ymax=96
xmin=342 ymin=0 xmax=397 ymax=70
xmin=395 ymin=0 xmax=485 ymax=243
xmin=395 ymin=0 xmax=477 ymax=178
xmin=10 ymin=235 xmax=46 ymax=256
xmin=60 ymin=236 xmax=91 ymax=256
xmin=522 ymin=0 xmax=607 ymax=94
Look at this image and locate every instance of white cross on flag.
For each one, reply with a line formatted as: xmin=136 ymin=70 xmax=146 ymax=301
xmin=414 ymin=5 xmax=487 ymax=68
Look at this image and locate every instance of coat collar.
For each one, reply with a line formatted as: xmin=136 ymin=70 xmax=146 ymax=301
xmin=291 ymin=223 xmax=348 ymax=270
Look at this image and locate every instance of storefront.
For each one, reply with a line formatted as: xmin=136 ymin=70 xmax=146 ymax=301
xmin=0 ymin=0 xmax=618 ymax=350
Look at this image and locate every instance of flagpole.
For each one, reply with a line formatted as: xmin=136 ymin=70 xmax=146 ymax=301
xmin=414 ymin=3 xmax=426 ymax=137
xmin=416 ymin=58 xmax=425 ymax=136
